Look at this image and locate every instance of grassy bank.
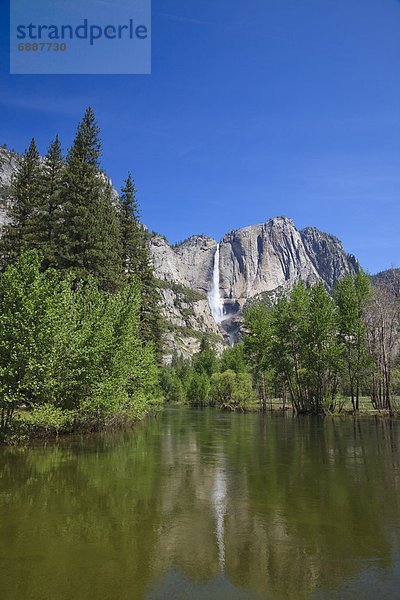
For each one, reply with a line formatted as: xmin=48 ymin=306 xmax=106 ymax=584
xmin=217 ymin=396 xmax=400 ymax=416
xmin=1 ymin=401 xmax=162 ymax=445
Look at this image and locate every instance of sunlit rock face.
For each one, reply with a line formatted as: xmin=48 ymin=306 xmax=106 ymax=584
xmin=173 ymin=235 xmax=216 ymax=294
xmin=150 ymin=216 xmax=359 ymax=351
xmin=220 ymin=216 xmax=358 ymax=305
xmin=0 ymin=148 xmax=18 ymax=230
xmin=219 ymin=217 xmax=317 ymax=307
xmin=300 ymin=226 xmax=359 ymax=291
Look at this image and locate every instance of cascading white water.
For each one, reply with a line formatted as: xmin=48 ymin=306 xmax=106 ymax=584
xmin=208 ymin=243 xmax=225 ymax=323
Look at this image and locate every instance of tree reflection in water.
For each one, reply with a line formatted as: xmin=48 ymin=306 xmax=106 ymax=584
xmin=1 ymin=409 xmax=400 ymax=600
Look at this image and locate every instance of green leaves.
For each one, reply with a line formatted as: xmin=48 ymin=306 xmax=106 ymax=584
xmin=335 ymin=272 xmax=372 ymax=410
xmin=1 ymin=107 xmax=163 ymax=359
xmin=0 ymin=251 xmax=160 ymax=434
xmin=245 ymin=281 xmax=346 ymax=414
xmin=210 ymin=370 xmax=255 ymax=409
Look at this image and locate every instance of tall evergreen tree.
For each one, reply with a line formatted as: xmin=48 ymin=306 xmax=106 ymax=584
xmin=35 ymin=135 xmax=64 ymax=268
xmin=119 ymin=173 xmax=141 ymax=274
xmin=1 ymin=139 xmax=42 ymax=264
xmin=56 ymin=107 xmax=122 ymax=290
xmin=118 ymin=172 xmax=163 ymax=351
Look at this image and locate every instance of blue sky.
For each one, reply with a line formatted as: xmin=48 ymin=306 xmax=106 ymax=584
xmin=0 ymin=0 xmax=399 ymax=273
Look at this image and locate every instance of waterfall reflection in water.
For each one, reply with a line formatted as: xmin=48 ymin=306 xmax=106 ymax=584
xmin=1 ymin=409 xmax=400 ymax=600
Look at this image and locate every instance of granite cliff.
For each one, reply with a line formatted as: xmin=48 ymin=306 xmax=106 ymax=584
xmin=0 ymin=148 xmax=17 ymax=230
xmin=150 ymin=217 xmax=359 ymax=355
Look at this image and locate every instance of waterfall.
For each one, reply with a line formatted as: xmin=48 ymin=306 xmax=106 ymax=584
xmin=208 ymin=243 xmax=225 ymax=323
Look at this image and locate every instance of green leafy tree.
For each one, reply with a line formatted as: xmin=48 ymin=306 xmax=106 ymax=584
xmin=173 ymin=356 xmax=195 ymax=399
xmin=159 ymin=366 xmax=185 ymax=403
xmin=244 ymin=304 xmax=278 ymax=409
xmin=233 ymin=372 xmax=256 ymax=408
xmin=219 ymin=342 xmax=247 ymax=374
xmin=246 ymin=282 xmax=345 ymax=414
xmin=335 ymin=272 xmax=372 ymax=411
xmin=187 ymin=371 xmax=210 ymax=406
xmin=210 ymin=370 xmax=255 ymax=410
xmin=0 ymin=251 xmax=58 ymax=431
xmin=193 ymin=336 xmax=218 ymax=377
xmin=304 ymin=282 xmax=343 ymax=413
xmin=269 ymin=283 xmax=310 ymax=412
xmin=0 ymin=251 xmax=160 ymax=436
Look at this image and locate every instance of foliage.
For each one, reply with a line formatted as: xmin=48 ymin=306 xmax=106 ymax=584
xmin=219 ymin=342 xmax=247 ymax=373
xmin=0 ymin=251 xmax=59 ymax=431
xmin=244 ymin=273 xmax=400 ymax=414
xmin=160 ymin=339 xmax=255 ymax=411
xmin=246 ymin=281 xmax=344 ymax=414
xmin=0 ymin=108 xmax=164 ymax=440
xmin=37 ymin=135 xmax=64 ymax=269
xmin=193 ymin=337 xmax=218 ymax=377
xmin=56 ymin=107 xmax=123 ymax=291
xmin=335 ymin=272 xmax=372 ymax=410
xmin=118 ymin=172 xmax=163 ymax=350
xmin=159 ymin=366 xmax=186 ymax=404
xmin=16 ymin=404 xmax=75 ymax=437
xmin=211 ymin=370 xmax=255 ymax=410
xmin=187 ymin=371 xmax=211 ymax=406
xmin=1 ymin=139 xmax=42 ymax=263
xmin=0 ymin=251 xmax=160 ymax=436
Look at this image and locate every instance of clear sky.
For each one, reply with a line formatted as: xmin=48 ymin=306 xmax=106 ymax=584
xmin=0 ymin=0 xmax=399 ymax=273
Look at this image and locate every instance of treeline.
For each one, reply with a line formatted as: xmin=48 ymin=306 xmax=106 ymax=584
xmin=160 ymin=338 xmax=256 ymax=411
xmin=162 ymin=272 xmax=400 ymax=415
xmin=0 ymin=108 xmax=162 ymax=437
xmin=245 ymin=273 xmax=400 ymax=413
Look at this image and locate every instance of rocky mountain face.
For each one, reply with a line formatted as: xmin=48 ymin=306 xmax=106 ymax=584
xmin=0 ymin=147 xmax=360 ymax=360
xmin=0 ymin=148 xmax=17 ymax=229
xmin=150 ymin=217 xmax=359 ymax=357
xmin=372 ymin=268 xmax=400 ymax=288
xmin=300 ymin=227 xmax=359 ymax=290
xmin=150 ymin=234 xmax=224 ymax=361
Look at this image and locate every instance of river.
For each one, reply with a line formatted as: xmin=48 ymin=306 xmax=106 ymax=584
xmin=1 ymin=408 xmax=400 ymax=599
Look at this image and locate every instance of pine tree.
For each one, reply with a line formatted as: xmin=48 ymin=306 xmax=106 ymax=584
xmin=36 ymin=135 xmax=64 ymax=268
xmin=138 ymin=251 xmax=163 ymax=351
xmin=1 ymin=139 xmax=42 ymax=264
xmin=119 ymin=173 xmax=141 ymax=274
xmin=56 ymin=108 xmax=123 ymax=290
xmin=118 ymin=172 xmax=163 ymax=351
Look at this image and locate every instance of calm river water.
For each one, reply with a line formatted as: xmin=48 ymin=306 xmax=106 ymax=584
xmin=1 ymin=408 xmax=400 ymax=599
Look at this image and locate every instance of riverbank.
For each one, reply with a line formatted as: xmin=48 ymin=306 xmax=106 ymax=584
xmin=4 ymin=396 xmax=399 ymax=445
xmin=1 ymin=401 xmax=162 ymax=445
xmin=200 ymin=396 xmax=400 ymax=417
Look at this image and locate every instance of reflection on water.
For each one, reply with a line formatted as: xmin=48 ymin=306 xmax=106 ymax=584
xmin=1 ymin=409 xmax=400 ymax=599
xmin=212 ymin=465 xmax=227 ymax=571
